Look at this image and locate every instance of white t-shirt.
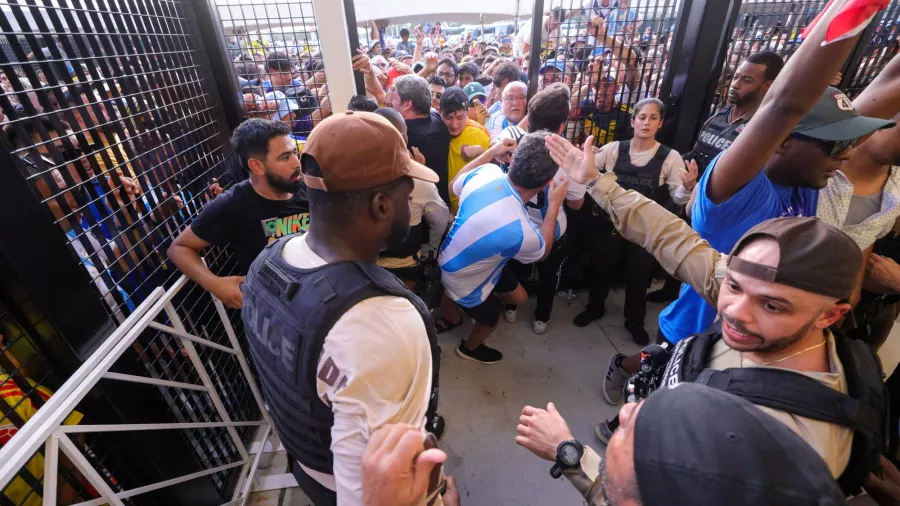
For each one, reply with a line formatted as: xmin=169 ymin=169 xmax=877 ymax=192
xmin=281 ymin=234 xmax=435 ymax=505
xmin=514 ymin=19 xmax=561 ymax=57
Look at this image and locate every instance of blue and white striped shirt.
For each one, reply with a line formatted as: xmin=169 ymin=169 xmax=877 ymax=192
xmin=439 ymin=164 xmax=545 ymax=307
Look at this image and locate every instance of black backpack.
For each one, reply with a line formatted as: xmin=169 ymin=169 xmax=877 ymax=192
xmin=661 ymin=323 xmax=888 ymax=496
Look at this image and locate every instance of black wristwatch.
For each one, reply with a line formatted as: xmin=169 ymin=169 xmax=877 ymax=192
xmin=550 ymin=440 xmax=584 ymax=479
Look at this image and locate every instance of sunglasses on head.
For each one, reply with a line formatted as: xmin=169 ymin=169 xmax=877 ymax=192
xmin=791 ymin=132 xmax=858 ymax=157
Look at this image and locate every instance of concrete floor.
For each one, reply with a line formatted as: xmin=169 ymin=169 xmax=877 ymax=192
xmin=248 ymin=284 xmax=900 ymax=505
xmin=436 ymin=287 xmax=655 ymax=505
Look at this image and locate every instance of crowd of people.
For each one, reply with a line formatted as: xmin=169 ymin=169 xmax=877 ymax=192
xmin=121 ymin=1 xmax=900 ymax=505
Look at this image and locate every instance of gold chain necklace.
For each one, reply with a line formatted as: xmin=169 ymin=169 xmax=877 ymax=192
xmin=745 ymin=340 xmax=827 ymax=367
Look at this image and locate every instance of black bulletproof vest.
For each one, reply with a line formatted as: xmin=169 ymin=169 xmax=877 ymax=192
xmin=660 ymin=324 xmax=887 ymax=496
xmin=693 ymin=105 xmax=749 ymax=174
xmin=241 ymin=237 xmax=441 ymax=475
xmin=613 ymin=140 xmax=671 ymax=206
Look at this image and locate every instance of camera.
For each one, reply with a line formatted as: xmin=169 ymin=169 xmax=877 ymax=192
xmin=624 ymin=343 xmax=670 ymax=403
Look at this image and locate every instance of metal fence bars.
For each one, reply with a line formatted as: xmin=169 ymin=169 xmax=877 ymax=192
xmin=214 ymin=0 xmax=332 ymax=145
xmin=523 ymin=0 xmax=680 ymax=145
xmin=0 ymin=275 xmax=270 ymax=506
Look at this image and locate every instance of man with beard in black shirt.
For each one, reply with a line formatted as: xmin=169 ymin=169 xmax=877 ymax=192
xmin=168 ymin=119 xmax=309 ymax=309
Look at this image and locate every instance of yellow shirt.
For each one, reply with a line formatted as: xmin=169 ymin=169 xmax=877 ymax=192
xmin=447 ymin=120 xmax=490 ymax=213
xmin=1 ymin=374 xmax=83 ymax=506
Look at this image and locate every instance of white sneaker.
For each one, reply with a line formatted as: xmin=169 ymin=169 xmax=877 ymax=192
xmin=503 ymin=307 xmax=517 ymax=323
xmin=602 ymin=353 xmax=630 ymax=405
xmin=533 ymin=319 xmax=548 ymax=334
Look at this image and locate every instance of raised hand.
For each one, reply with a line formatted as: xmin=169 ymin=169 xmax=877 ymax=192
xmin=546 ymin=134 xmax=598 ymax=185
xmin=682 ymin=159 xmax=699 ymax=191
xmin=352 ymin=51 xmax=373 ymax=74
xmin=549 ymin=179 xmax=571 ymax=210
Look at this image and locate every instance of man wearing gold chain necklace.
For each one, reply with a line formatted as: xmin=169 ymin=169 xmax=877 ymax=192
xmin=517 ymin=132 xmax=889 ymax=501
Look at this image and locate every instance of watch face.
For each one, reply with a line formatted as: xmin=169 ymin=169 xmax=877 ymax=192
xmin=560 ymin=444 xmax=580 ymax=466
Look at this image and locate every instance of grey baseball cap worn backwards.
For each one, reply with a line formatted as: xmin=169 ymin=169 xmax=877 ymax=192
xmin=792 ymin=86 xmax=895 ymax=141
xmin=727 ymin=217 xmax=862 ymax=300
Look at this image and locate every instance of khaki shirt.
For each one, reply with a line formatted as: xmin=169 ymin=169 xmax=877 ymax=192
xmin=563 ymin=173 xmax=850 ymax=504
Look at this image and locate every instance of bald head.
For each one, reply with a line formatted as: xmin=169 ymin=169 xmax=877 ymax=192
xmin=374 ymin=107 xmax=408 ymax=145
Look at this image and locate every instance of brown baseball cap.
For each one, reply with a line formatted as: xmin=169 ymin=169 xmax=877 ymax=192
xmin=300 ymin=111 xmax=439 ymax=192
xmin=726 ymin=217 xmax=861 ymax=300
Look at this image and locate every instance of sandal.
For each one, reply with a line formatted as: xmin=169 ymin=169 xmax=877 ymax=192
xmin=434 ymin=316 xmax=463 ymax=334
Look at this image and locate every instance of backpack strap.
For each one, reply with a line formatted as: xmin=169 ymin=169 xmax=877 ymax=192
xmin=695 ymin=368 xmax=881 ymax=434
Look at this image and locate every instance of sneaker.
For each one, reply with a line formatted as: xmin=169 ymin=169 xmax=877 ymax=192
xmin=573 ymin=307 xmax=605 ymax=327
xmin=533 ymin=319 xmax=548 ymax=334
xmin=625 ymin=321 xmax=650 ymax=346
xmin=456 ymin=340 xmax=503 ymax=364
xmin=503 ymin=305 xmax=517 ymax=323
xmin=602 ymin=353 xmax=629 ymax=405
xmin=594 ymin=419 xmax=615 ymax=445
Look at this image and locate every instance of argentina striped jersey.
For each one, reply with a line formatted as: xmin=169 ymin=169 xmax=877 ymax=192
xmin=439 ymin=164 xmax=545 ymax=307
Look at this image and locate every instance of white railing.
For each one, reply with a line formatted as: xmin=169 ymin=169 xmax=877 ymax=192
xmin=0 ymin=275 xmax=271 ymax=506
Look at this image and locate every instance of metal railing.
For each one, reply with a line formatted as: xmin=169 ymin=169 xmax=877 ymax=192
xmin=0 ymin=275 xmax=271 ymax=506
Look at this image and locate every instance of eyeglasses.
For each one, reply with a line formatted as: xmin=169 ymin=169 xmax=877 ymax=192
xmin=502 ymin=95 xmax=526 ymax=103
xmin=437 ymin=71 xmax=456 ymax=80
xmin=791 ymin=133 xmax=858 ymax=157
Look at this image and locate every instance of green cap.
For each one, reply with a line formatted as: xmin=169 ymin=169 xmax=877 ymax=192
xmin=792 ymin=87 xmax=895 ymax=141
xmin=463 ymin=82 xmax=487 ymax=101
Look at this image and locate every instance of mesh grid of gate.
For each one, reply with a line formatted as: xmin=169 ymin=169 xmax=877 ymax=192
xmin=528 ymin=0 xmax=679 ymax=145
xmin=214 ymin=0 xmax=331 ymax=145
xmin=0 ymin=0 xmax=259 ymax=503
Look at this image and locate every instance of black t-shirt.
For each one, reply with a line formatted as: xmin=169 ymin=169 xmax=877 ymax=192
xmin=407 ymin=112 xmax=451 ymax=203
xmin=191 ymin=180 xmax=310 ymax=271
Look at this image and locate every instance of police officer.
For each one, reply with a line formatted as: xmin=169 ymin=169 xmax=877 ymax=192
xmin=241 ymin=112 xmax=444 ymax=505
xmin=546 ymin=133 xmax=888 ymax=496
xmin=683 ymin=50 xmax=785 ymax=176
xmin=646 ymin=51 xmax=786 ymax=303
xmin=572 ymin=98 xmax=693 ymax=345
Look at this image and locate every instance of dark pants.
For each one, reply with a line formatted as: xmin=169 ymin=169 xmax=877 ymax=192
xmin=507 ymin=235 xmax=568 ymax=322
xmin=586 ymin=221 xmax=655 ymax=325
xmin=535 ymin=236 xmax=568 ymax=322
xmin=289 ymin=458 xmax=337 ymax=506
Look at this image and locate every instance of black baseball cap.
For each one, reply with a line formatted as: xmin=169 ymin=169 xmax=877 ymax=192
xmin=728 ymin=217 xmax=862 ymax=300
xmin=439 ymin=87 xmax=469 ymax=114
xmin=634 ymin=383 xmax=844 ymax=506
xmin=792 ymin=87 xmax=895 ymax=141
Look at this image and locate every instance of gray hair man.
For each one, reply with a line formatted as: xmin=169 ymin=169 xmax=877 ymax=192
xmin=386 ymin=74 xmax=452 ymax=204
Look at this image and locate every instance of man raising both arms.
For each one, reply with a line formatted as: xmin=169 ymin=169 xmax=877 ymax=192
xmin=168 ymin=119 xmax=309 ymax=309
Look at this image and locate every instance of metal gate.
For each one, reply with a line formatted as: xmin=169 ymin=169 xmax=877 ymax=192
xmin=0 ymin=0 xmax=260 ymax=503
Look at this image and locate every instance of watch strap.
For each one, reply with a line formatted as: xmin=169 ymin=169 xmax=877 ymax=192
xmin=550 ymin=463 xmax=564 ymax=479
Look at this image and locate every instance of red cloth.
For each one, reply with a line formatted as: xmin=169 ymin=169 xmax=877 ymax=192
xmin=801 ymin=0 xmax=889 ymax=45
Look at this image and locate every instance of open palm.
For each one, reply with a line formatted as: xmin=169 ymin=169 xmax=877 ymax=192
xmin=546 ymin=134 xmax=598 ymax=184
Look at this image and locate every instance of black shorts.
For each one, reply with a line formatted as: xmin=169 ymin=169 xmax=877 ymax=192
xmin=459 ymin=266 xmax=519 ymax=327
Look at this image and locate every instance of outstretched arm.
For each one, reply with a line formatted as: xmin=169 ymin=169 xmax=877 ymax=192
xmin=547 ymin=134 xmax=723 ymax=306
xmin=707 ymin=0 xmax=872 ymax=204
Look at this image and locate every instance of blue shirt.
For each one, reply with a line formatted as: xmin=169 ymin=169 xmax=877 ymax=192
xmin=657 ymin=153 xmax=819 ymax=343
xmin=607 ymin=8 xmax=637 ymax=33
xmin=439 ymin=165 xmax=545 ymax=307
